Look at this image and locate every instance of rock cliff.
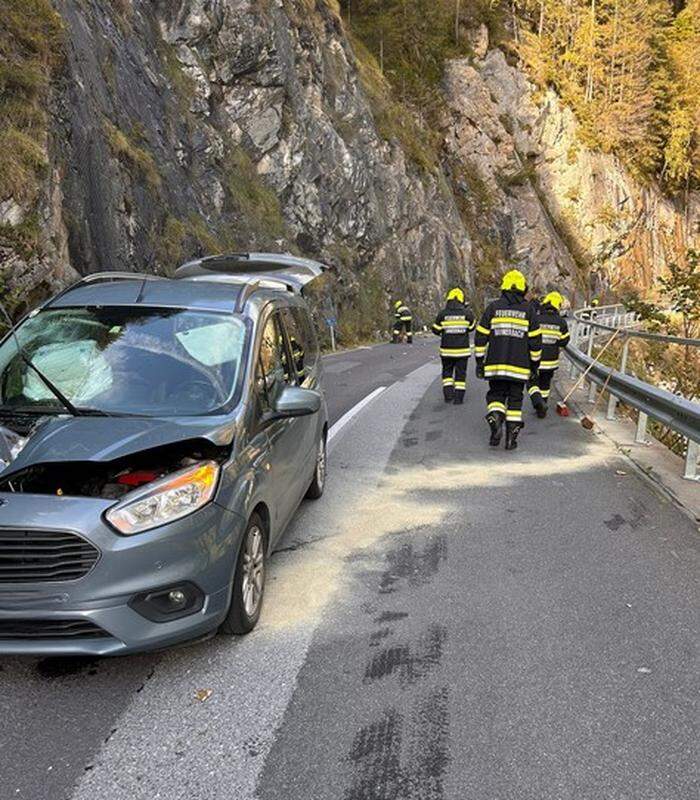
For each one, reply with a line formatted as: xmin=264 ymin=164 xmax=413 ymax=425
xmin=1 ymin=0 xmax=473 ymax=338
xmin=442 ymin=36 xmax=699 ymax=300
xmin=0 ymin=3 xmax=696 ymax=337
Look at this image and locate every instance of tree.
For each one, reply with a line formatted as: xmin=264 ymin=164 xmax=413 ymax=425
xmin=657 ymin=247 xmax=700 ymax=339
xmin=662 ymin=0 xmax=700 ymax=188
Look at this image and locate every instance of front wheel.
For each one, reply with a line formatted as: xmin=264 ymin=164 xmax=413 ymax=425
xmin=220 ymin=514 xmax=266 ymax=635
xmin=305 ymin=433 xmax=327 ymax=500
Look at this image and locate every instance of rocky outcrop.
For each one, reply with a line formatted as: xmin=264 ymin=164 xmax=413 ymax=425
xmin=1 ymin=0 xmax=473 ymax=336
xmin=442 ymin=42 xmax=700 ymax=300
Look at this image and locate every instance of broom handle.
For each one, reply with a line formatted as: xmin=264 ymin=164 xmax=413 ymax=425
xmin=561 ymin=328 xmax=622 ymax=404
xmin=590 ymin=371 xmax=613 ymax=413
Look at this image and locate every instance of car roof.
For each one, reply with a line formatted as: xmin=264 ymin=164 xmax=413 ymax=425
xmin=47 ymin=277 xmax=244 ymax=313
xmin=44 ymin=253 xmax=326 ymax=315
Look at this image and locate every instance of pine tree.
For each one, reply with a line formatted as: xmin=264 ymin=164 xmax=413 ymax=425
xmin=662 ymin=0 xmax=700 ymax=187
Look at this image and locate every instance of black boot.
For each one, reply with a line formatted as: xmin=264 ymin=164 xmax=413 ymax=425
xmin=453 ymin=394 xmax=464 ymax=405
xmin=443 ymin=386 xmax=454 ymax=403
xmin=534 ymin=398 xmax=547 ymax=419
xmin=505 ymin=421 xmax=523 ymax=450
xmin=486 ymin=412 xmax=504 ymax=446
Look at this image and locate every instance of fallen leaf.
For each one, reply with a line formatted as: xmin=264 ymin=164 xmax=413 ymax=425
xmin=194 ymin=688 xmax=213 ymax=702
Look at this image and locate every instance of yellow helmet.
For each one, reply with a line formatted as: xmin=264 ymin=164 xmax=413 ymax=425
xmin=446 ymin=287 xmax=464 ymax=303
xmin=543 ymin=291 xmax=564 ymax=310
xmin=394 ymin=300 xmax=403 ymax=309
xmin=501 ymin=269 xmax=527 ymax=293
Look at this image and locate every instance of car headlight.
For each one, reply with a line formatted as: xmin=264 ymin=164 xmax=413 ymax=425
xmin=105 ymin=461 xmax=220 ymax=535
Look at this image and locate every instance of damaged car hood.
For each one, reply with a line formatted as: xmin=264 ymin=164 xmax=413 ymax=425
xmin=0 ymin=415 xmax=236 ymax=476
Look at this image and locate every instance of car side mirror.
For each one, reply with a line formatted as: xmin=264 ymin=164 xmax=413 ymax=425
xmin=269 ymin=386 xmax=321 ymax=420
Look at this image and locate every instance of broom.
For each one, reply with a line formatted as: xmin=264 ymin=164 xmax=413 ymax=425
xmin=556 ymin=328 xmax=622 ymax=417
xmin=581 ymin=371 xmax=613 ymax=429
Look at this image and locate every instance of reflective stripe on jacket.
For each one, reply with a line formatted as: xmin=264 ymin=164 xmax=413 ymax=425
xmin=432 ymin=299 xmax=475 ymax=358
xmin=474 ymin=291 xmax=542 ymax=382
xmin=395 ymin=305 xmax=412 ymax=322
xmin=537 ymin=304 xmax=570 ymax=371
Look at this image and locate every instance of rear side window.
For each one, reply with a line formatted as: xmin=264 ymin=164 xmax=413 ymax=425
xmin=281 ymin=307 xmax=318 ymax=384
xmin=257 ymin=314 xmax=291 ymax=408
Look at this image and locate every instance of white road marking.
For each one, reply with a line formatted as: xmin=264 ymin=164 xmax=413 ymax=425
xmin=328 ymin=386 xmax=386 ymax=442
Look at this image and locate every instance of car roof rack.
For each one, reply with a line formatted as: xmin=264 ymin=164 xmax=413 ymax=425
xmin=44 ymin=272 xmax=163 ymax=308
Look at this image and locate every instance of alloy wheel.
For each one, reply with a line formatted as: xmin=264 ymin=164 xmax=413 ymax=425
xmin=316 ymin=437 xmax=327 ymax=491
xmin=241 ymin=525 xmax=264 ymax=618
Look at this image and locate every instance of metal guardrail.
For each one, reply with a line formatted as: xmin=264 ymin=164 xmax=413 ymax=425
xmin=566 ymin=304 xmax=700 ymax=482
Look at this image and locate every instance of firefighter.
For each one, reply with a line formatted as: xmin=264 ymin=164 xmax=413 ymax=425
xmin=474 ymin=269 xmax=542 ymax=450
xmin=392 ymin=300 xmax=413 ymax=344
xmin=432 ymin=287 xmax=475 ymax=404
xmin=528 ymin=290 xmax=570 ymax=417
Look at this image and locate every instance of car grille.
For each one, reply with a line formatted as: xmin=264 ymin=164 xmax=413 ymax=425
xmin=0 ymin=529 xmax=100 ymax=583
xmin=0 ymin=618 xmax=107 ymax=639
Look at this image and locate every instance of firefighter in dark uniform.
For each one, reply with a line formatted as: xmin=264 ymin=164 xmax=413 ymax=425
xmin=392 ymin=300 xmax=413 ymax=344
xmin=528 ymin=290 xmax=570 ymax=417
xmin=474 ymin=269 xmax=542 ymax=450
xmin=432 ymin=287 xmax=475 ymax=404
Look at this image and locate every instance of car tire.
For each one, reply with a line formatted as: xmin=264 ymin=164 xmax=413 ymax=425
xmin=220 ymin=513 xmax=266 ymax=635
xmin=305 ymin=432 xmax=327 ymax=500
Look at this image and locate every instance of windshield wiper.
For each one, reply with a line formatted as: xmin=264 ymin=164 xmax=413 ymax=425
xmin=1 ymin=403 xmax=151 ymax=419
xmin=1 ymin=303 xmax=81 ymax=417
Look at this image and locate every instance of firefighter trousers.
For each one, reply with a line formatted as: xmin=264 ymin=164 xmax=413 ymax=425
xmin=486 ymin=379 xmax=524 ymax=424
xmin=528 ymin=370 xmax=554 ymax=407
xmin=392 ymin=320 xmax=413 ymax=344
xmin=441 ymin=357 xmax=468 ymax=401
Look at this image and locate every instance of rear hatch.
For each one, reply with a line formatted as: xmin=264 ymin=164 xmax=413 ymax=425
xmin=175 ymin=253 xmax=327 ymax=295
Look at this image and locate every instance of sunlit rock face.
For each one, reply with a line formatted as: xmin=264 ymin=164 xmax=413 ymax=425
xmin=443 ymin=46 xmax=699 ymax=299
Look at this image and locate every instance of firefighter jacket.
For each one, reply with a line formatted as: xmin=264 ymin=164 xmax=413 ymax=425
xmin=431 ymin=299 xmax=475 ymax=358
xmin=394 ymin=304 xmax=412 ymax=325
xmin=474 ymin=290 xmax=542 ymax=381
xmin=537 ymin=303 xmax=570 ymax=371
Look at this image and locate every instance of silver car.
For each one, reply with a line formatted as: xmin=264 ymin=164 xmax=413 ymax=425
xmin=0 ymin=254 xmax=328 ymax=655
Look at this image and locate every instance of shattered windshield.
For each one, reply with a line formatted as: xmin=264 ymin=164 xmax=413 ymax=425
xmin=0 ymin=307 xmax=248 ymax=417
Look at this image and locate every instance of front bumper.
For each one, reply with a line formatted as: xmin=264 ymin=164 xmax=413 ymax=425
xmin=0 ymin=494 xmax=246 ymax=655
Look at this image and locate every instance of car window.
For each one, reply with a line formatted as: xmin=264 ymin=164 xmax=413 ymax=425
xmin=280 ymin=308 xmax=307 ymax=383
xmin=296 ymin=308 xmax=319 ymax=368
xmin=255 ymin=313 xmax=291 ymax=414
xmin=0 ymin=307 xmax=247 ymax=416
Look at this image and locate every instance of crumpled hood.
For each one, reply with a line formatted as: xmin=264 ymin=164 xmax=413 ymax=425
xmin=0 ymin=415 xmax=236 ymax=477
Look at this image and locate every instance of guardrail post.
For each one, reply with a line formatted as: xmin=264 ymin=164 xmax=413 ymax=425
xmin=684 ymin=440 xmax=699 ymax=481
xmin=585 ymin=324 xmax=595 ymax=400
xmin=635 ymin=411 xmax=649 ymax=444
xmin=587 ymin=321 xmax=598 ymax=402
xmin=569 ymin=321 xmax=579 ymax=379
xmin=606 ymin=337 xmax=630 ymax=420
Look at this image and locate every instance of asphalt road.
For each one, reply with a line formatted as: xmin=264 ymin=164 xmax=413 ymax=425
xmin=2 ymin=338 xmax=698 ymax=800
